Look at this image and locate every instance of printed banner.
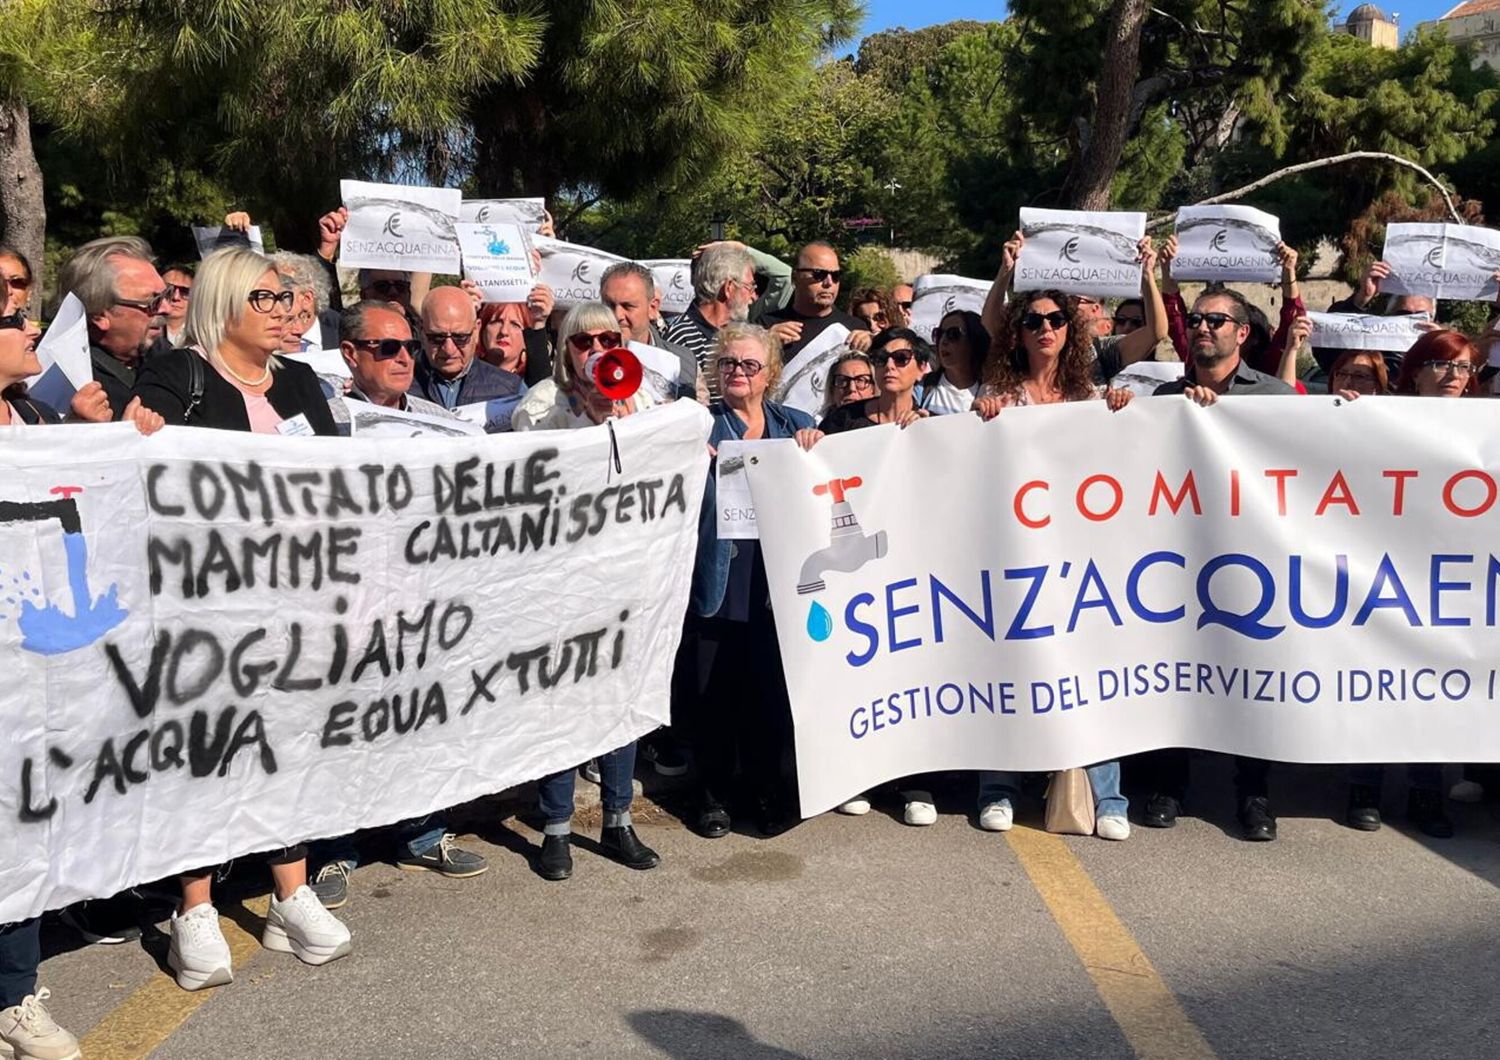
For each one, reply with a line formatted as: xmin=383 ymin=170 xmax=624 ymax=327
xmin=457 ymin=223 xmax=536 ymax=303
xmin=1381 ymin=223 xmax=1500 ymax=301
xmin=775 ymin=324 xmax=852 ymax=419
xmin=459 ymin=198 xmax=547 ymax=231
xmin=745 ymin=399 xmax=1500 ymax=816
xmin=339 ymin=180 xmax=462 ymax=274
xmin=1307 ymin=312 xmax=1430 ymax=352
xmin=643 ymin=260 xmax=694 ymax=316
xmin=192 ymin=225 xmax=265 ymax=258
xmin=1016 ymin=208 xmax=1145 ymax=298
xmin=909 ymin=274 xmax=989 ymax=343
xmin=534 ymin=236 xmax=627 ymax=309
xmin=0 ymin=403 xmax=710 ymax=921
xmin=1172 ymin=206 xmax=1281 ymax=283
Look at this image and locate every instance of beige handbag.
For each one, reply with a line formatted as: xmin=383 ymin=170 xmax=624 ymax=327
xmin=1044 ymin=768 xmax=1096 ymax=835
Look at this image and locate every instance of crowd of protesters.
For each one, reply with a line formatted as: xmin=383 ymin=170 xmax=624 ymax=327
xmin=2 ymin=201 xmax=1498 ymax=1060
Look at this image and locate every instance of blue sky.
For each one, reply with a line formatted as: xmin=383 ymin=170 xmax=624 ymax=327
xmin=859 ymin=1 xmax=1460 ymax=39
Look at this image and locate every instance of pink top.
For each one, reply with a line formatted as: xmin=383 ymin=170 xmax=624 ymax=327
xmin=208 ymin=356 xmax=284 ymax=434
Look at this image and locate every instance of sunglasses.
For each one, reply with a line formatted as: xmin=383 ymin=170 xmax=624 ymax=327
xmin=351 ymin=337 xmax=422 ymax=360
xmin=370 ymin=279 xmax=412 ymax=296
xmin=832 ymin=373 xmax=874 ymax=391
xmin=1185 ymin=312 xmax=1242 ymax=331
xmin=896 ymin=300 xmax=913 ymax=311
xmin=248 ymin=288 xmax=295 ymax=313
xmin=566 ymin=330 xmax=621 ymax=353
xmin=794 ymin=268 xmax=841 ymax=284
xmin=3 ymin=275 xmax=30 ymax=292
xmin=716 ymin=356 xmax=765 ymax=377
xmin=1021 ymin=311 xmax=1069 ymax=332
xmin=874 ymin=350 xmax=919 ymax=368
xmin=164 ymin=282 xmax=192 ymax=301
xmin=935 ymin=326 xmax=965 ymax=343
xmin=115 ymin=291 xmax=168 ymax=314
xmin=426 ymin=329 xmax=476 ymax=349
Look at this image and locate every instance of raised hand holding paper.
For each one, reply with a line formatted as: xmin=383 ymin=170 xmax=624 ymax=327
xmin=340 ymin=180 xmax=462 ymax=273
xmin=1172 ymin=205 xmax=1281 ymax=283
xmin=460 ymin=198 xmax=547 ymax=230
xmin=908 ymin=274 xmax=989 ymax=341
xmin=643 ymin=259 xmax=694 ymax=316
xmin=26 ymin=293 xmax=93 ymax=409
xmin=775 ymin=323 xmax=852 ymax=418
xmin=1016 ymin=208 xmax=1145 ymax=298
xmin=192 ymin=225 xmax=265 ymax=258
xmin=457 ymin=223 xmax=536 ymax=303
xmin=1381 ymin=223 xmax=1500 ymax=301
xmin=1307 ymin=312 xmax=1430 ymax=352
xmin=534 ymin=236 xmax=627 ymax=308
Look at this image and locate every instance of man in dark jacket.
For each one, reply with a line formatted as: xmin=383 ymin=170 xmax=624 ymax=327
xmin=412 ymin=285 xmax=524 ymax=430
xmin=55 ymin=236 xmax=167 ymax=419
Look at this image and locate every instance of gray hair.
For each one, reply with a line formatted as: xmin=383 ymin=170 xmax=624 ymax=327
xmin=713 ymin=321 xmax=785 ymax=393
xmin=554 ymin=301 xmax=621 ymax=389
xmin=54 ymin=235 xmax=156 ymax=318
xmin=600 ymin=261 xmax=655 ymax=300
xmin=183 ymin=247 xmax=280 ymax=360
xmin=693 ymin=244 xmax=755 ymax=304
xmin=339 ymin=299 xmax=410 ymax=344
xmin=270 ymin=251 xmax=333 ymax=311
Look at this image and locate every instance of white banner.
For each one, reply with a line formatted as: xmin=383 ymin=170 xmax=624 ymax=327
xmin=0 ymin=403 xmax=710 ymax=921
xmin=1172 ymin=205 xmax=1281 ymax=283
xmin=1109 ymin=360 xmax=1184 ymax=397
xmin=1307 ymin=312 xmax=1430 ymax=352
xmin=1381 ymin=223 xmax=1500 ymax=301
xmin=345 ymin=401 xmax=484 ymax=438
xmin=1016 ymin=208 xmax=1145 ymax=298
xmin=339 ymin=180 xmax=462 ymax=274
xmin=457 ymin=223 xmax=536 ymax=303
xmin=745 ymin=399 xmax=1500 ymax=816
xmin=459 ymin=198 xmax=547 ymax=231
xmin=283 ymin=348 xmax=352 ymax=381
xmin=534 ymin=236 xmax=627 ymax=309
xmin=626 ymin=341 xmax=686 ymax=403
xmin=715 ymin=440 xmax=759 ymax=540
xmin=643 ymin=259 xmax=694 ymax=316
xmin=909 ymin=274 xmax=989 ymax=342
xmin=192 ymin=225 xmax=266 ymax=258
xmin=775 ymin=324 xmax=852 ymax=419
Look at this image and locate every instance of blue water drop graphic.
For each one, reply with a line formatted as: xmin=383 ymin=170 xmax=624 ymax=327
xmin=806 ymin=600 xmax=833 ymax=642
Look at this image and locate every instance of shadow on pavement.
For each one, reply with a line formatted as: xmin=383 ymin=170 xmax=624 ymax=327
xmin=629 ymin=1010 xmax=812 ymax=1060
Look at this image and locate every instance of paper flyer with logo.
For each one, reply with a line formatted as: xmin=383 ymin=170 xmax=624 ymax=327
xmin=459 ymin=198 xmax=547 ymax=230
xmin=534 ymin=236 xmax=627 ymax=309
xmin=1171 ymin=205 xmax=1281 ymax=283
xmin=643 ymin=259 xmax=694 ymax=316
xmin=1016 ymin=208 xmax=1145 ymax=298
xmin=457 ymin=223 xmax=536 ymax=303
xmin=775 ymin=324 xmax=852 ymax=419
xmin=192 ymin=225 xmax=266 ymax=259
xmin=908 ymin=274 xmax=989 ymax=342
xmin=1380 ymin=223 xmax=1500 ymax=301
xmin=1307 ymin=312 xmax=1430 ymax=352
xmin=339 ymin=180 xmax=462 ymax=273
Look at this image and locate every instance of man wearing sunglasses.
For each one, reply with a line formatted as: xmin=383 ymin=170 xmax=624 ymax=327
xmin=411 ymin=285 xmax=524 ymax=430
xmin=762 ymin=241 xmax=873 ymax=359
xmin=323 ymin=301 xmax=460 ymax=435
xmin=55 ymin=235 xmax=168 ymax=419
xmin=1142 ymin=288 xmax=1294 ymax=843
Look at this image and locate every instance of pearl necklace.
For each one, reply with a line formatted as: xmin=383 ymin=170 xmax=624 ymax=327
xmin=213 ymin=350 xmax=271 ymax=388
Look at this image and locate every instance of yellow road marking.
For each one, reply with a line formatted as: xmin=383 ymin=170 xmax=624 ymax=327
xmin=79 ymin=895 xmax=269 ymax=1060
xmin=1006 ymin=827 xmax=1219 ymax=1060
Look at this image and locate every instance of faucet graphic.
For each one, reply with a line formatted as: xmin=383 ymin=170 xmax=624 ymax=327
xmin=1 ymin=486 xmax=129 ymax=656
xmin=796 ymin=477 xmax=888 ymax=595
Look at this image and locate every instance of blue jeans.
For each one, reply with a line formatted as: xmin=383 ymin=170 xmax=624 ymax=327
xmin=311 ymin=814 xmax=446 ymax=869
xmin=978 ymin=762 xmax=1128 ymax=819
xmin=0 ymin=918 xmax=40 ymax=1008
xmin=538 ymin=742 xmax=638 ymax=835
xmin=1348 ymin=763 xmax=1442 ymax=791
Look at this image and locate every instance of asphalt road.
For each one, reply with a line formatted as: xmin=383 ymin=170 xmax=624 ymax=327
xmin=35 ymin=758 xmax=1500 ymax=1060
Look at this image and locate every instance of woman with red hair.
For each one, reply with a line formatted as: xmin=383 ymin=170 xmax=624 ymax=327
xmin=477 ymin=288 xmax=555 ymax=386
xmin=1392 ymin=329 xmax=1485 ymax=397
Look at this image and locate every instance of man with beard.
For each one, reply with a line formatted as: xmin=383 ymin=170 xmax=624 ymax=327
xmin=600 ymin=262 xmax=702 ymax=400
xmin=56 ymin=236 xmax=167 ymax=418
xmin=663 ymin=243 xmax=761 ymax=400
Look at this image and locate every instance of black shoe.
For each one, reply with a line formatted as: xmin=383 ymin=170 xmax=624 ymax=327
xmin=1142 ymin=793 xmax=1180 ymax=829
xmin=1408 ymin=787 xmax=1454 ymax=839
xmin=755 ymin=797 xmax=793 ymax=837
xmin=59 ymin=894 xmax=144 ymax=945
xmin=1239 ymin=795 xmax=1277 ymax=841
xmin=1345 ymin=784 xmax=1382 ymax=832
xmin=397 ymin=835 xmax=489 ymax=878
xmin=601 ymin=825 xmax=661 ymax=870
xmin=536 ymin=834 xmax=573 ymax=880
xmin=640 ymin=736 xmax=689 ymax=777
xmin=695 ymin=799 xmax=731 ymax=839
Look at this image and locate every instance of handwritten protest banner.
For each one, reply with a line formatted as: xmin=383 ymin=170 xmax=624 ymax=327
xmin=908 ymin=274 xmax=989 ymax=342
xmin=1381 ymin=223 xmax=1500 ymax=301
xmin=746 ymin=398 xmax=1500 ymax=816
xmin=1017 ymin=208 xmax=1145 ymax=298
xmin=1172 ymin=205 xmax=1281 ymax=283
xmin=0 ymin=402 xmax=710 ymax=921
xmin=1307 ymin=312 xmax=1430 ymax=352
xmin=340 ymin=181 xmax=462 ymax=273
xmin=534 ymin=236 xmax=627 ymax=309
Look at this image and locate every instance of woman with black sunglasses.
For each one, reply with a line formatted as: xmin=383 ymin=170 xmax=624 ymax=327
xmin=818 ymin=328 xmax=933 ymax=433
xmin=921 ymin=310 xmax=989 ymax=415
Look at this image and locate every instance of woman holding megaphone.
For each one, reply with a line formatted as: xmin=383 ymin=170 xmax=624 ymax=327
xmin=511 ymin=302 xmax=661 ymax=881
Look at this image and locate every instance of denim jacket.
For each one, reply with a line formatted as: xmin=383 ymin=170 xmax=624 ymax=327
xmin=690 ymin=400 xmax=815 ymax=620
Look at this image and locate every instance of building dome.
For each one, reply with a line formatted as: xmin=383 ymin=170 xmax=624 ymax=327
xmin=1347 ymin=3 xmax=1390 ymax=25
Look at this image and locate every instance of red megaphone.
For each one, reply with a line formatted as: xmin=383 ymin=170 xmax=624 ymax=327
xmin=586 ymin=347 xmax=643 ymax=401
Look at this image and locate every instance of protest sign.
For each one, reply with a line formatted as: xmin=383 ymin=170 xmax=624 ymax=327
xmin=1016 ymin=208 xmax=1146 ymax=298
xmin=775 ymin=324 xmax=852 ymax=418
xmin=908 ymin=275 xmax=989 ymax=342
xmin=627 ymin=341 xmax=687 ymax=404
xmin=746 ymin=398 xmax=1500 ymax=817
xmin=1381 ymin=223 xmax=1500 ymax=301
xmin=643 ymin=259 xmax=694 ymax=316
xmin=534 ymin=236 xmax=627 ymax=309
xmin=339 ymin=180 xmax=462 ymax=274
xmin=459 ymin=198 xmax=547 ymax=231
xmin=457 ymin=223 xmax=535 ymax=303
xmin=715 ymin=440 xmax=759 ymax=540
xmin=283 ymin=349 xmax=352 ymax=380
xmin=1109 ymin=360 xmax=1184 ymax=397
xmin=452 ymin=398 xmax=524 ymax=434
xmin=0 ymin=402 xmax=710 ymax=921
xmin=1171 ymin=205 xmax=1281 ymax=283
xmin=26 ymin=294 xmax=93 ymax=411
xmin=345 ymin=402 xmax=486 ymax=438
xmin=1307 ymin=312 xmax=1430 ymax=353
xmin=192 ymin=225 xmax=266 ymax=258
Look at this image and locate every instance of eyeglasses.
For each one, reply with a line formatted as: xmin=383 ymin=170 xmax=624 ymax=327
xmin=1332 ymin=369 xmax=1379 ymax=391
xmin=350 ymin=337 xmax=423 ymax=360
xmin=1113 ymin=315 xmax=1144 ymax=329
xmin=164 ymin=283 xmax=192 ymax=301
xmin=248 ymin=288 xmax=295 ymax=313
xmin=896 ymin=300 xmax=913 ymax=311
xmin=566 ymin=330 xmax=621 ymax=352
xmin=832 ymin=373 xmax=875 ymax=391
xmin=874 ymin=350 xmax=919 ymax=368
xmin=1421 ymin=360 xmax=1474 ymax=376
xmin=1185 ymin=312 xmax=1242 ymax=331
xmin=370 ymin=279 xmax=412 ymax=296
xmin=936 ymin=326 xmax=965 ymax=343
xmin=426 ymin=329 xmax=476 ymax=349
xmin=1021 ymin=311 xmax=1069 ymax=332
xmin=716 ymin=357 xmax=765 ymax=377
xmin=794 ymin=268 xmax=841 ymax=284
xmin=3 ymin=275 xmax=30 ymax=292
xmin=114 ymin=291 xmax=167 ymax=314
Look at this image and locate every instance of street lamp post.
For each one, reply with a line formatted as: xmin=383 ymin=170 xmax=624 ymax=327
xmin=884 ymin=178 xmax=902 ymax=246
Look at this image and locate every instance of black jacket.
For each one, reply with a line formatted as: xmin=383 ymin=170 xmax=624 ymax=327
xmin=91 ymin=345 xmax=138 ymax=420
xmin=132 ymin=348 xmax=339 ymax=434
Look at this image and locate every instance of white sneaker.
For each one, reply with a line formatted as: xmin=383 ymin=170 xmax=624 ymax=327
xmin=903 ymin=794 xmax=938 ymax=826
xmin=1450 ymin=779 xmax=1484 ymax=803
xmin=835 ymin=794 xmax=871 ymax=815
xmin=263 ymin=885 xmax=352 ymax=966
xmin=1096 ymin=815 xmax=1131 ymax=841
xmin=0 ymin=988 xmax=80 ymax=1060
xmin=168 ymin=904 xmax=233 ymax=992
xmin=979 ymin=802 xmax=1014 ymax=832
